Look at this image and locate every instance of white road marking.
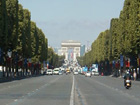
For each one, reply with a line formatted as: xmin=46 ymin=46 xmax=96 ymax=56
xmin=70 ymin=75 xmax=74 ymax=105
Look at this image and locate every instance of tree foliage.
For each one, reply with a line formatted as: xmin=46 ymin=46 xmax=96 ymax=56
xmin=0 ymin=0 xmax=8 ymax=51
xmin=80 ymin=0 xmax=140 ymax=66
xmin=0 ymin=0 xmax=49 ymax=64
xmin=47 ymin=47 xmax=64 ymax=68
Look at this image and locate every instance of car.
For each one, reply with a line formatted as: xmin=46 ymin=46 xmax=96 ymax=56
xmin=66 ymin=68 xmax=70 ymax=74
xmin=59 ymin=70 xmax=63 ymax=75
xmin=46 ymin=69 xmax=53 ymax=75
xmin=94 ymin=71 xmax=99 ymax=76
xmin=61 ymin=68 xmax=65 ymax=72
xmin=92 ymin=71 xmax=99 ymax=76
xmin=74 ymin=70 xmax=78 ymax=75
xmin=85 ymin=71 xmax=92 ymax=77
xmin=53 ymin=68 xmax=59 ymax=75
xmin=92 ymin=71 xmax=95 ymax=75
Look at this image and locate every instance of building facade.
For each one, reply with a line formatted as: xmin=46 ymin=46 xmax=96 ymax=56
xmin=61 ymin=40 xmax=81 ymax=62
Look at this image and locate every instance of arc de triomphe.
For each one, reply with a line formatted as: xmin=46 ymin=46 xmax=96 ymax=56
xmin=61 ymin=40 xmax=81 ymax=62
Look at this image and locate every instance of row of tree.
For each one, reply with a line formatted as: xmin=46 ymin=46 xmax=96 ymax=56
xmin=79 ymin=0 xmax=140 ymax=67
xmin=0 ymin=0 xmax=49 ymax=63
xmin=47 ymin=47 xmax=64 ymax=68
xmin=0 ymin=0 xmax=64 ymax=69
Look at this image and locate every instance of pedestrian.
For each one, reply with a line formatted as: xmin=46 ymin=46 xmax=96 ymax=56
xmin=133 ymin=69 xmax=137 ymax=81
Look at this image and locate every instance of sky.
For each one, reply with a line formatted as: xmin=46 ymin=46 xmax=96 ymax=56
xmin=18 ymin=0 xmax=125 ymax=48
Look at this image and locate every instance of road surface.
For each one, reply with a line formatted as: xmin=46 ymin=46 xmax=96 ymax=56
xmin=0 ymin=74 xmax=140 ymax=105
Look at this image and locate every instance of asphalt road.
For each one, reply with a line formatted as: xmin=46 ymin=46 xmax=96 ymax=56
xmin=74 ymin=74 xmax=140 ymax=105
xmin=0 ymin=74 xmax=140 ymax=105
xmin=0 ymin=75 xmax=72 ymax=105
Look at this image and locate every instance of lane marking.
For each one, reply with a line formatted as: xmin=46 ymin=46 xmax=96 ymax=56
xmin=75 ymin=76 xmax=87 ymax=105
xmin=70 ymin=75 xmax=74 ymax=105
xmin=75 ymin=86 xmax=85 ymax=105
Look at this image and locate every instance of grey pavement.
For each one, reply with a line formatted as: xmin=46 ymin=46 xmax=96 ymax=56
xmin=0 ymin=74 xmax=140 ymax=105
xmin=0 ymin=75 xmax=72 ymax=105
xmin=74 ymin=75 xmax=140 ymax=105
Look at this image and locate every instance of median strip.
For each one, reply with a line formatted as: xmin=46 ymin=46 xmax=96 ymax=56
xmin=70 ymin=75 xmax=75 ymax=105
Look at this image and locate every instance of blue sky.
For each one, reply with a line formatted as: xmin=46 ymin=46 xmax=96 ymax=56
xmin=18 ymin=0 xmax=125 ymax=47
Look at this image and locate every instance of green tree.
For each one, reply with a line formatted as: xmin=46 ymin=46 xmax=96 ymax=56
xmin=23 ymin=9 xmax=31 ymax=58
xmin=110 ymin=18 xmax=119 ymax=60
xmin=0 ymin=0 xmax=8 ymax=52
xmin=30 ymin=21 xmax=37 ymax=57
xmin=16 ymin=4 xmax=24 ymax=54
xmin=6 ymin=0 xmax=19 ymax=51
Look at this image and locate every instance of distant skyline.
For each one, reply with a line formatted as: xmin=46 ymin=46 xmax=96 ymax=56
xmin=18 ymin=0 xmax=125 ymax=47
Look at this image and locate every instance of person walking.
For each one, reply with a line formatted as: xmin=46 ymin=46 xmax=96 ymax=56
xmin=133 ymin=69 xmax=137 ymax=81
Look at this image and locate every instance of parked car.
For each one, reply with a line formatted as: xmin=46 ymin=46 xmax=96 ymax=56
xmin=93 ymin=71 xmax=99 ymax=76
xmin=85 ymin=71 xmax=92 ymax=77
xmin=46 ymin=69 xmax=53 ymax=75
xmin=91 ymin=71 xmax=95 ymax=75
xmin=53 ymin=68 xmax=59 ymax=75
xmin=92 ymin=71 xmax=99 ymax=76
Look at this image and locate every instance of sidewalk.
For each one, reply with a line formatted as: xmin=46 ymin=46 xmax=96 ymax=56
xmin=0 ymin=76 xmax=29 ymax=83
xmin=0 ymin=74 xmax=43 ymax=83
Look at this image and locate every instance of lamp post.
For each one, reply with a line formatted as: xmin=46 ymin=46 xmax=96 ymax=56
xmin=15 ymin=52 xmax=19 ymax=77
xmin=2 ymin=52 xmax=5 ymax=77
xmin=24 ymin=58 xmax=28 ymax=76
xmin=7 ymin=49 xmax=12 ymax=77
xmin=28 ymin=58 xmax=31 ymax=76
xmin=0 ymin=48 xmax=4 ymax=77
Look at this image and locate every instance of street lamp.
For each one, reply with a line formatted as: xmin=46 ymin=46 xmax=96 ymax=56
xmin=7 ymin=49 xmax=12 ymax=77
xmin=0 ymin=48 xmax=4 ymax=77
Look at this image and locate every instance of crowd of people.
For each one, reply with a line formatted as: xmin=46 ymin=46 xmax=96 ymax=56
xmin=0 ymin=48 xmax=41 ymax=78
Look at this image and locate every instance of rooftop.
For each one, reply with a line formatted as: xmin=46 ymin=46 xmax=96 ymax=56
xmin=61 ymin=40 xmax=80 ymax=43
